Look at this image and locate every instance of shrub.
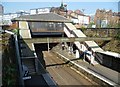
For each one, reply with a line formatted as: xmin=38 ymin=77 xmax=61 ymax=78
xmin=114 ymin=31 xmax=120 ymax=40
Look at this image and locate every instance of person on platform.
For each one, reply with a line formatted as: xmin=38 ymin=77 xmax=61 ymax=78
xmin=62 ymin=42 xmax=65 ymax=50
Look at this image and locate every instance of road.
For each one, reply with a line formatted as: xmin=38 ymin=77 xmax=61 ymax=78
xmin=43 ymin=51 xmax=94 ymax=86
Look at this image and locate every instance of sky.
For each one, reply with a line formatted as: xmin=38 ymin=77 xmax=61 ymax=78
xmin=1 ymin=0 xmax=119 ymax=15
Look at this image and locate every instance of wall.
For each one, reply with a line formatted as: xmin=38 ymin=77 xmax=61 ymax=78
xmin=82 ymin=28 xmax=119 ymax=37
xmin=96 ymin=52 xmax=120 ymax=72
xmin=78 ymin=15 xmax=90 ymax=25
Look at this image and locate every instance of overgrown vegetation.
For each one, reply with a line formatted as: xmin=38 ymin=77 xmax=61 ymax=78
xmin=80 ymin=26 xmax=87 ymax=32
xmin=12 ymin=28 xmax=19 ymax=35
xmin=114 ymin=30 xmax=120 ymax=40
xmin=83 ymin=28 xmax=120 ymax=53
xmin=87 ymin=22 xmax=95 ymax=28
xmin=2 ymin=34 xmax=18 ymax=86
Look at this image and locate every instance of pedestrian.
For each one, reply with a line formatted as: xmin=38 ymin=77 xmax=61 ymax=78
xmin=76 ymin=50 xmax=80 ymax=58
xmin=62 ymin=42 xmax=65 ymax=50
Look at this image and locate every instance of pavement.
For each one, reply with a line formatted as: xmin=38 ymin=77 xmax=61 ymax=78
xmin=52 ymin=45 xmax=120 ymax=86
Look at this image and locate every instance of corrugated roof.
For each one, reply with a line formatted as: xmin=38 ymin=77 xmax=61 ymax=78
xmin=12 ymin=13 xmax=71 ymax=22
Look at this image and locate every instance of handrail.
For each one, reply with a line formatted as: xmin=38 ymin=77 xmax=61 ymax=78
xmin=14 ymin=35 xmax=24 ymax=86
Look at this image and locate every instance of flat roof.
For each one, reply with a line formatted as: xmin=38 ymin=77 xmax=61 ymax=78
xmin=97 ymin=51 xmax=120 ymax=58
xmin=65 ymin=23 xmax=77 ymax=30
xmin=85 ymin=41 xmax=103 ymax=52
xmin=73 ymin=30 xmax=86 ymax=37
xmin=12 ymin=13 xmax=71 ymax=22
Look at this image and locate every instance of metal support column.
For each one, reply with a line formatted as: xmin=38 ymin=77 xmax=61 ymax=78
xmin=47 ymin=38 xmax=49 ymax=52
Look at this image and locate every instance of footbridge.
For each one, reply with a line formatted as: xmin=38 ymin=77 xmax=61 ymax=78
xmin=64 ymin=23 xmax=120 ymax=67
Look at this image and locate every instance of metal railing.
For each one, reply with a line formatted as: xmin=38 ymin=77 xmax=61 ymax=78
xmin=14 ymin=35 xmax=24 ymax=86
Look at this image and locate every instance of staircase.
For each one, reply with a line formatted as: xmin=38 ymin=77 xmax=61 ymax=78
xmin=64 ymin=23 xmax=100 ymax=65
xmin=19 ymin=21 xmax=38 ymax=76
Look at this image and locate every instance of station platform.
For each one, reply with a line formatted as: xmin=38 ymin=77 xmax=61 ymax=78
xmin=52 ymin=45 xmax=120 ymax=86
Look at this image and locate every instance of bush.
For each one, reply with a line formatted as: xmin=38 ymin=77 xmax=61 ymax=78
xmin=114 ymin=31 xmax=120 ymax=40
xmin=81 ymin=26 xmax=86 ymax=32
xmin=12 ymin=28 xmax=19 ymax=35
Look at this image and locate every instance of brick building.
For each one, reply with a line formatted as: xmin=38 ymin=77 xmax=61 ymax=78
xmin=67 ymin=9 xmax=90 ymax=28
xmin=94 ymin=9 xmax=119 ymax=28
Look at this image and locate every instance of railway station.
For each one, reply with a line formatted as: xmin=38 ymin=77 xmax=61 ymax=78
xmin=1 ymin=12 xmax=117 ymax=86
xmin=1 ymin=3 xmax=120 ymax=86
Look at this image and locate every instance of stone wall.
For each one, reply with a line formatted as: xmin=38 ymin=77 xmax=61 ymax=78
xmin=82 ymin=29 xmax=120 ymax=37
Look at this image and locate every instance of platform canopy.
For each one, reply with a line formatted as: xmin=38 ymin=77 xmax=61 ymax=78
xmin=12 ymin=13 xmax=71 ymax=22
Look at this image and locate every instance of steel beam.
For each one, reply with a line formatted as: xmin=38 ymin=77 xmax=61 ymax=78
xmin=19 ymin=37 xmax=112 ymax=43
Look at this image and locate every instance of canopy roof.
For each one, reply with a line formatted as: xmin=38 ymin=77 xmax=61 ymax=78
xmin=12 ymin=13 xmax=71 ymax=22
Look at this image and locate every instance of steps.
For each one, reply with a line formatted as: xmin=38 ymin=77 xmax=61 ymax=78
xmin=64 ymin=23 xmax=100 ymax=65
xmin=19 ymin=21 xmax=37 ymax=75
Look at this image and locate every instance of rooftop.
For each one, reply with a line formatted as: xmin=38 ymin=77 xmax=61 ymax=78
xmin=12 ymin=13 xmax=71 ymax=22
xmin=85 ymin=41 xmax=103 ymax=52
xmin=97 ymin=51 xmax=120 ymax=58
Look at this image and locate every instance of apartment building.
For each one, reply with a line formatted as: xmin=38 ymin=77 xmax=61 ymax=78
xmin=67 ymin=10 xmax=90 ymax=28
xmin=3 ymin=11 xmax=30 ymax=25
xmin=94 ymin=9 xmax=119 ymax=28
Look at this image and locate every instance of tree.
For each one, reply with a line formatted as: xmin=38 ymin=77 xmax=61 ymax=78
xmin=88 ymin=22 xmax=95 ymax=28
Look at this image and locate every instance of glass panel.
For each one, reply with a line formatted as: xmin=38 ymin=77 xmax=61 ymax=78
xmin=28 ymin=22 xmax=63 ymax=32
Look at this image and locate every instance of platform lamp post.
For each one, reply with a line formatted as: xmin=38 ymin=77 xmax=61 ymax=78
xmin=61 ymin=3 xmax=67 ymax=51
xmin=70 ymin=31 xmax=73 ymax=54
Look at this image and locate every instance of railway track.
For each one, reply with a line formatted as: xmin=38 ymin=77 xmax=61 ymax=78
xmin=43 ymin=51 xmax=95 ymax=86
